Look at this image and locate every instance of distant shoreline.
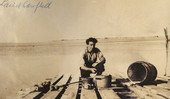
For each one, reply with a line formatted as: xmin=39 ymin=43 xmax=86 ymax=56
xmin=0 ymin=36 xmax=166 ymax=47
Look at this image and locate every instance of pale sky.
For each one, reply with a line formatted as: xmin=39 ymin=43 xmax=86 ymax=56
xmin=0 ymin=0 xmax=170 ymax=42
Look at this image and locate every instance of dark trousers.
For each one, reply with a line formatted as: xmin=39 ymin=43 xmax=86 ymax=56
xmin=80 ymin=63 xmax=105 ymax=78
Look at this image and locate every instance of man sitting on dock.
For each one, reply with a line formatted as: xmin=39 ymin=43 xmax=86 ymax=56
xmin=80 ymin=37 xmax=106 ymax=78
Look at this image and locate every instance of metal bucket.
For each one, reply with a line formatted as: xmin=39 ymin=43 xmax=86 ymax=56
xmin=82 ymin=77 xmax=94 ymax=89
xmin=94 ymin=75 xmax=112 ymax=89
xmin=127 ymin=61 xmax=157 ymax=84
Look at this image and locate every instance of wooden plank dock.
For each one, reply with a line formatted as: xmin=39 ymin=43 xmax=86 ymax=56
xmin=17 ymin=73 xmax=170 ymax=99
xmin=61 ymin=74 xmax=79 ymax=99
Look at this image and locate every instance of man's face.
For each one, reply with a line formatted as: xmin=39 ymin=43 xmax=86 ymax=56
xmin=87 ymin=41 xmax=95 ymax=52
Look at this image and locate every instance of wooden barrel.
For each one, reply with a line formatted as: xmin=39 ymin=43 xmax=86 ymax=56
xmin=127 ymin=61 xmax=157 ymax=84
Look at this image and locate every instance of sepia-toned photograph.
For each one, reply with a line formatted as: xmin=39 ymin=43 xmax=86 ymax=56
xmin=0 ymin=0 xmax=170 ymax=98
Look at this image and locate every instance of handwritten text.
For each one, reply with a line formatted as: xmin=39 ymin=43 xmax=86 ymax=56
xmin=0 ymin=0 xmax=52 ymax=13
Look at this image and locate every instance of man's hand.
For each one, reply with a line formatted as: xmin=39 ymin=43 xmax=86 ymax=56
xmin=92 ymin=62 xmax=98 ymax=67
xmin=90 ymin=68 xmax=97 ymax=73
xmin=80 ymin=66 xmax=97 ymax=73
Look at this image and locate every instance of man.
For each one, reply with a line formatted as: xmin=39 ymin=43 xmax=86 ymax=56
xmin=80 ymin=37 xmax=106 ymax=78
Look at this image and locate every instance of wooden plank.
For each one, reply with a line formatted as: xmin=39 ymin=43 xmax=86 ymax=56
xmin=55 ymin=75 xmax=72 ymax=99
xmin=98 ymin=89 xmax=120 ymax=99
xmin=81 ymin=89 xmax=98 ymax=99
xmin=113 ymin=73 xmax=163 ymax=99
xmin=122 ymin=82 xmax=164 ymax=99
xmin=61 ymin=83 xmax=79 ymax=99
xmin=17 ymin=87 xmax=36 ymax=99
xmin=41 ymin=74 xmax=71 ymax=99
xmin=61 ymin=74 xmax=80 ymax=99
xmin=50 ymin=74 xmax=64 ymax=90
xmin=80 ymin=81 xmax=98 ymax=99
xmin=24 ymin=74 xmax=62 ymax=99
xmin=144 ymin=85 xmax=170 ymax=98
xmin=157 ymin=76 xmax=170 ymax=81
xmin=33 ymin=75 xmax=61 ymax=99
xmin=23 ymin=91 xmax=42 ymax=99
xmin=116 ymin=91 xmax=137 ymax=97
xmin=157 ymin=83 xmax=170 ymax=91
xmin=79 ymin=73 xmax=125 ymax=99
xmin=22 ymin=75 xmax=59 ymax=99
xmin=76 ymin=77 xmax=83 ymax=99
xmin=51 ymin=74 xmax=62 ymax=85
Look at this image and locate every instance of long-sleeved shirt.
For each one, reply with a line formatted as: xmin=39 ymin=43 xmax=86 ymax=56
xmin=80 ymin=47 xmax=106 ymax=68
